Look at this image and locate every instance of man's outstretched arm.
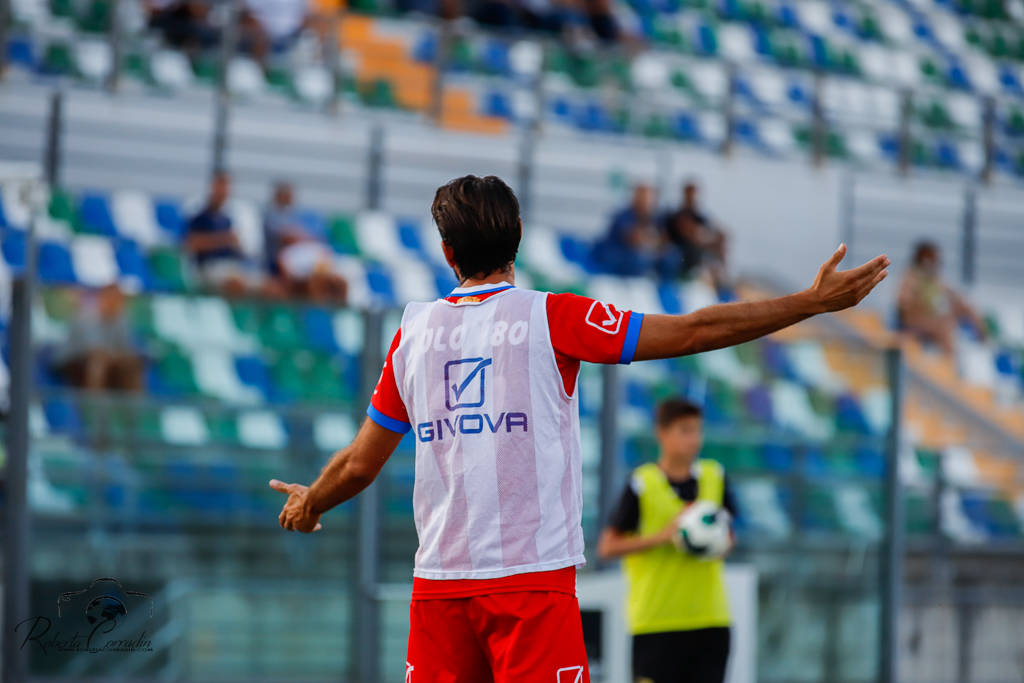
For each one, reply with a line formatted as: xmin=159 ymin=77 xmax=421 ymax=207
xmin=634 ymin=244 xmax=889 ymax=361
xmin=270 ymin=418 xmax=405 ymax=532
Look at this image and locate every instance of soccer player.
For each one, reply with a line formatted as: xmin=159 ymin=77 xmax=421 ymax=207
xmin=598 ymin=397 xmax=735 ymax=683
xmin=270 ymin=175 xmax=889 ymax=682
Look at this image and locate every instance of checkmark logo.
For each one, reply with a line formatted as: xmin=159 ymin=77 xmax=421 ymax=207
xmin=556 ymin=665 xmax=584 ymax=683
xmin=444 ymin=357 xmax=493 ymax=410
xmin=584 ymin=300 xmax=623 ymax=335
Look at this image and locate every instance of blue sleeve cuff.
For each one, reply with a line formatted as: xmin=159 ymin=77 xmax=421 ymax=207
xmin=618 ymin=312 xmax=644 ymax=365
xmin=367 ymin=405 xmax=411 ymax=434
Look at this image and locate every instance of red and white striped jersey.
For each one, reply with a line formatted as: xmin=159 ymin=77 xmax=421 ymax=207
xmin=368 ymin=283 xmax=643 ymax=583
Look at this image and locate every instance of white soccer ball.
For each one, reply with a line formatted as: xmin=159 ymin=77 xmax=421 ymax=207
xmin=674 ymin=500 xmax=732 ymax=559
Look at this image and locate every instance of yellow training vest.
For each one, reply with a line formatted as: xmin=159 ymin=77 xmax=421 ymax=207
xmin=622 ymin=460 xmax=731 ymax=634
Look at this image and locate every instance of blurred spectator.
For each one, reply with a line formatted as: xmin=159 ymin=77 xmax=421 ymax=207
xmin=897 ymin=241 xmax=988 ymax=354
xmin=53 ymin=284 xmax=143 ymax=392
xmin=263 ymin=181 xmax=348 ymax=304
xmin=592 ymin=184 xmax=679 ymax=279
xmin=147 ymin=0 xmax=221 ymax=55
xmin=186 ymin=171 xmax=278 ymax=298
xmin=467 ymin=0 xmax=620 ymax=42
xmin=663 ymin=181 xmax=730 ymax=293
xmin=241 ymin=0 xmax=320 ymax=64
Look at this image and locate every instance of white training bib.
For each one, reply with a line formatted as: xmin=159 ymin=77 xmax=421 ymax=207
xmin=391 ymin=287 xmax=586 ymax=580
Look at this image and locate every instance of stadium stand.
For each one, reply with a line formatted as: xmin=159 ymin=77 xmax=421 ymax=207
xmin=3 ymin=183 xmax=1021 ymax=551
xmin=6 ymin=0 xmax=1024 ymax=176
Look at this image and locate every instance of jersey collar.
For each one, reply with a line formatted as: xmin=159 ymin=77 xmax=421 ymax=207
xmin=448 ymin=283 xmax=515 ymax=296
xmin=444 ymin=283 xmax=515 ymax=303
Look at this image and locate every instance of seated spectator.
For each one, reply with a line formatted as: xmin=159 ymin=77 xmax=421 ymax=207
xmin=263 ymin=181 xmax=348 ymax=304
xmin=186 ymin=171 xmax=278 ymax=298
xmin=240 ymin=0 xmax=327 ymax=65
xmin=897 ymin=241 xmax=987 ymax=354
xmin=592 ymin=184 xmax=679 ymax=279
xmin=53 ymin=283 xmax=144 ymax=392
xmin=147 ymin=0 xmax=221 ymax=56
xmin=663 ymin=180 xmax=730 ymax=294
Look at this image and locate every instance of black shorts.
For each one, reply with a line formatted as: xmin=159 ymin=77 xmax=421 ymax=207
xmin=632 ymin=627 xmax=731 ymax=683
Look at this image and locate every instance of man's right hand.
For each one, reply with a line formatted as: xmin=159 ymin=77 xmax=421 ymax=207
xmin=806 ymin=243 xmax=890 ymax=313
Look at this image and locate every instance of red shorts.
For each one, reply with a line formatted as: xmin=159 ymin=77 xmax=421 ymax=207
xmin=405 ymin=589 xmax=591 ymax=683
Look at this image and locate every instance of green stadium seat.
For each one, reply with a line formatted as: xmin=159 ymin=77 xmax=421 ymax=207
xmin=157 ymin=351 xmax=200 ymax=396
xmin=304 ymin=354 xmax=350 ymax=403
xmin=47 ymin=188 xmax=79 ymax=230
xmin=207 ymin=412 xmax=240 ymax=444
xmin=147 ymin=247 xmax=190 ymax=292
xmin=805 ymin=485 xmax=842 ymax=532
xmin=260 ymin=305 xmax=306 ymax=350
xmin=360 ymin=78 xmax=398 ymax=109
xmin=327 ymin=213 xmax=360 ymax=255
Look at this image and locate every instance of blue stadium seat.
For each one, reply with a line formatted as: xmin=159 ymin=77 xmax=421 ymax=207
xmin=2 ymin=229 xmax=26 ymax=270
xmin=413 ymin=33 xmax=438 ymax=63
xmin=296 ymin=208 xmax=327 ymax=240
xmin=697 ymin=21 xmax=718 ymax=55
xmin=935 ymin=140 xmax=961 ymax=169
xmin=154 ymin=198 xmax=184 ymax=239
xmin=78 ymin=192 xmax=118 ymax=236
xmin=433 ymin=264 xmax=459 ymax=298
xmin=397 ymin=219 xmax=425 ymax=254
xmin=761 ymin=340 xmax=798 ymax=380
xmin=7 ymin=35 xmax=36 ymax=69
xmin=657 ymin=283 xmax=683 ymax=314
xmin=745 ymin=385 xmax=773 ymax=422
xmin=559 ymin=234 xmax=597 ymax=272
xmin=234 ymin=354 xmax=272 ymax=400
xmin=114 ymin=239 xmax=151 ymax=287
xmin=483 ymin=90 xmax=514 ymax=120
xmin=777 ymin=1 xmax=799 ymax=28
xmin=855 ymin=446 xmax=886 ymax=478
xmin=836 ymin=393 xmax=871 ymax=434
xmin=303 ymin=307 xmax=340 ymax=353
xmin=365 ymin=263 xmax=397 ymax=307
xmin=482 ymin=41 xmax=511 ymax=75
xmin=803 ymin=447 xmax=831 ymax=478
xmin=673 ymin=113 xmax=701 ymax=141
xmin=44 ymin=397 xmax=82 ymax=437
xmin=762 ymin=442 xmax=793 ymax=472
xmin=576 ymin=101 xmax=619 ymax=133
xmin=999 ymin=66 xmax=1022 ymax=96
xmin=37 ymin=241 xmax=76 ymax=284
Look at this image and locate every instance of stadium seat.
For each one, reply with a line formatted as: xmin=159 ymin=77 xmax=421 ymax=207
xmin=159 ymin=406 xmax=209 ymax=446
xmin=192 ymin=350 xmax=263 ymax=404
xmin=37 ymin=241 xmax=76 ymax=284
xmin=734 ymin=479 xmax=791 ymax=538
xmin=70 ymin=236 xmax=119 ymax=287
xmin=112 ymin=190 xmax=164 ymax=247
xmin=833 ymin=484 xmax=883 ymax=539
xmin=227 ymin=57 xmax=266 ymax=98
xmin=78 ymin=193 xmax=117 ymax=236
xmin=237 ymin=410 xmax=287 ymax=450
